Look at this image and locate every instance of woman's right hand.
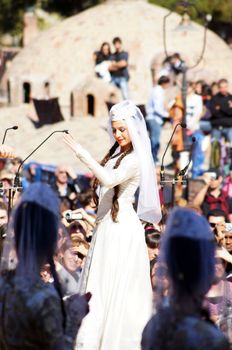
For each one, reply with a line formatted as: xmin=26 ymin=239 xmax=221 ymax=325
xmin=63 ymin=133 xmax=80 ymax=154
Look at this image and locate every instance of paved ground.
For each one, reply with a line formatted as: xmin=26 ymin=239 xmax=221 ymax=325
xmin=0 ymin=104 xmax=172 ymax=173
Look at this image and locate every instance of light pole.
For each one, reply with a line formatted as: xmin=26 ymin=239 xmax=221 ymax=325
xmin=163 ymin=1 xmax=212 ymax=149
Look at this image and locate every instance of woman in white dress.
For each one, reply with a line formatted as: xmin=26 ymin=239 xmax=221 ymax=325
xmin=63 ymin=100 xmax=161 ymax=350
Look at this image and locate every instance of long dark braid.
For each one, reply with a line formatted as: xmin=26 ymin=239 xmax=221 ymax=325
xmin=48 ymin=256 xmax=66 ymax=330
xmin=92 ymin=141 xmax=133 ymax=222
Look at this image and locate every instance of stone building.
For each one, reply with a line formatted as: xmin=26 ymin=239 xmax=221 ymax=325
xmin=1 ymin=0 xmax=232 ymax=117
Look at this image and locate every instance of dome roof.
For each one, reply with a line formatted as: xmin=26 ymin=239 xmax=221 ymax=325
xmin=3 ymin=0 xmax=232 ymax=106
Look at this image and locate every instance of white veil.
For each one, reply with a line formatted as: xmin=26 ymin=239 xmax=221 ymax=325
xmin=108 ymin=100 xmax=161 ymax=224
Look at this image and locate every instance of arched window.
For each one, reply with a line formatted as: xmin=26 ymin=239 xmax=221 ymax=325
xmin=23 ymin=82 xmax=31 ymax=103
xmin=87 ymin=94 xmax=95 ymax=116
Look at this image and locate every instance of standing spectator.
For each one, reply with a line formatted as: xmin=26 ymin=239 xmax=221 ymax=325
xmin=146 ymin=76 xmax=170 ymax=163
xmin=200 ymin=84 xmax=212 ymax=134
xmin=93 ymin=42 xmax=112 ymax=83
xmin=109 ymin=37 xmax=129 ymax=100
xmin=210 ymin=79 xmax=232 ymax=145
xmin=195 ymin=80 xmax=205 ymax=96
xmin=185 ymin=81 xmax=204 ymax=177
xmin=169 ymin=95 xmax=184 ymax=169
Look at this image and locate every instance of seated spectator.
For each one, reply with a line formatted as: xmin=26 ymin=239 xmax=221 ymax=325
xmin=62 ymin=207 xmax=95 ymax=242
xmin=0 ymin=201 xmax=7 ymax=228
xmin=157 ymin=56 xmax=172 ymax=79
xmin=77 ymin=188 xmax=96 ymax=218
xmin=223 ymin=165 xmax=232 ymax=198
xmin=223 ymin=223 xmax=232 ymax=276
xmin=52 ymin=165 xmax=78 ymax=209
xmin=93 ymin=42 xmax=112 ymax=83
xmin=205 ymin=248 xmax=232 ymax=342
xmin=169 ymin=53 xmax=185 ymax=76
xmin=57 ymin=238 xmax=88 ymax=297
xmin=192 ymin=170 xmax=232 ymax=222
xmin=207 ymin=208 xmax=227 ymax=246
xmin=145 ymin=224 xmax=161 ymax=261
xmin=210 ymin=78 xmax=232 ymax=145
xmin=109 ymin=37 xmax=129 ymax=100
xmin=150 ymin=259 xmax=170 ymax=304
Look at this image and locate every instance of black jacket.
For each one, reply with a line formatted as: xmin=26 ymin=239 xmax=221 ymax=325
xmin=210 ymin=92 xmax=232 ymax=127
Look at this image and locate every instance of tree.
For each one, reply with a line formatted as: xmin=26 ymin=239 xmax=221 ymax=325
xmin=0 ymin=0 xmax=37 ymax=36
xmin=148 ymin=0 xmax=232 ymax=23
xmin=0 ymin=0 xmax=104 ymax=38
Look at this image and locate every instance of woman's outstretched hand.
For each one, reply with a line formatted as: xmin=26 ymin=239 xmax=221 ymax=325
xmin=63 ymin=133 xmax=80 ymax=154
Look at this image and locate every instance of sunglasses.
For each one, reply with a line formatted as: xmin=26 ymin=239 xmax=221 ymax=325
xmin=209 ymin=222 xmax=217 ymax=228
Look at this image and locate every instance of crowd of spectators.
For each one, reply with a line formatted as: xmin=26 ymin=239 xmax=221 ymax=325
xmin=1 ymin=56 xmax=232 ymax=344
xmin=0 ymin=144 xmax=231 ymax=342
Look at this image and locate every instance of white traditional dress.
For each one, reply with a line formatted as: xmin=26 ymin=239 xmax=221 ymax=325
xmin=75 ymin=146 xmax=153 ymax=350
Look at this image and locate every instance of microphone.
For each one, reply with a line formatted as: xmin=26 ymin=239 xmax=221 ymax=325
xmin=176 ymin=136 xmax=196 ymax=178
xmin=160 ymin=122 xmax=186 ymax=185
xmin=14 ymin=130 xmax=69 ymax=188
xmin=2 ymin=126 xmax=18 ymax=144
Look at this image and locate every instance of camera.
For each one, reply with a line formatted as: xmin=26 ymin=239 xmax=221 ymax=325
xmin=64 ymin=212 xmax=83 ymax=221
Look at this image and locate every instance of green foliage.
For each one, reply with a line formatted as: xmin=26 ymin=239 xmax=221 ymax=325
xmin=0 ymin=0 xmax=37 ymax=35
xmin=148 ymin=0 xmax=232 ymax=22
xmin=2 ymin=0 xmax=231 ymax=41
xmin=0 ymin=0 xmax=104 ymax=38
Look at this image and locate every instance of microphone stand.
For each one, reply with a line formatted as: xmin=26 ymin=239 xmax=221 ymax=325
xmin=175 ymin=136 xmax=196 ymax=201
xmin=2 ymin=126 xmax=18 ymax=144
xmin=160 ymin=123 xmax=186 ymax=212
xmin=9 ymin=129 xmax=69 ymax=216
xmin=160 ymin=122 xmax=186 ymax=188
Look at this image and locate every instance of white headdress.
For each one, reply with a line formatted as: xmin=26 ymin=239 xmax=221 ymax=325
xmin=109 ymin=100 xmax=161 ymax=224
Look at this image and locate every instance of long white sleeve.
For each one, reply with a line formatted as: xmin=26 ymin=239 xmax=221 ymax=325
xmin=75 ymin=145 xmax=139 ymax=188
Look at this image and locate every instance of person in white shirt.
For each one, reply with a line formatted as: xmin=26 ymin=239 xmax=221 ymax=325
xmin=146 ymin=76 xmax=170 ymax=163
xmin=185 ymin=81 xmax=204 ymax=178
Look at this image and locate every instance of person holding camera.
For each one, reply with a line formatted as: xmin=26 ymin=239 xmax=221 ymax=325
xmin=192 ymin=170 xmax=232 ymax=222
xmin=63 ymin=100 xmax=161 ymax=350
